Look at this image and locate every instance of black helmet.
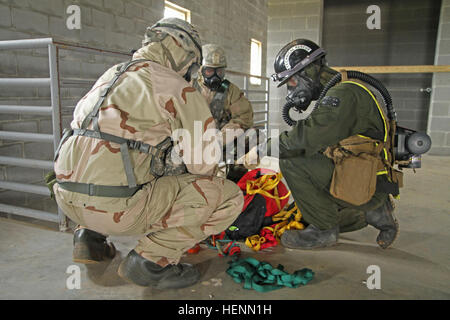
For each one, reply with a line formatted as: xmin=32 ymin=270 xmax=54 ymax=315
xmin=271 ymin=39 xmax=326 ymax=87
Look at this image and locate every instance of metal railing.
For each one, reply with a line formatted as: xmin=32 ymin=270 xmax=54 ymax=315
xmin=0 ymin=38 xmax=130 ymax=230
xmin=0 ymin=38 xmax=270 ymax=231
xmin=227 ymin=70 xmax=270 ymax=131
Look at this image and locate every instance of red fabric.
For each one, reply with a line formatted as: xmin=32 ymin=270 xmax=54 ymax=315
xmin=187 ymin=244 xmax=201 ymax=254
xmin=259 ymin=225 xmax=279 ymax=250
xmin=237 ymin=168 xmax=290 ymax=217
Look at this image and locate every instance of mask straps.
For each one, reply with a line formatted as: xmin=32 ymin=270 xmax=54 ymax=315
xmin=272 ymin=48 xmax=326 ymax=81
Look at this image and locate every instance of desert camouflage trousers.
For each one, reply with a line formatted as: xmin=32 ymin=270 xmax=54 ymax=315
xmin=55 ymin=174 xmax=244 ymax=267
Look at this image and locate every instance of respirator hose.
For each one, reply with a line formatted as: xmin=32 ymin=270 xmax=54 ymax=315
xmin=314 ymin=71 xmax=396 ymax=121
xmin=282 ymin=70 xmax=397 ymax=126
xmin=281 ymin=101 xmax=299 ymax=127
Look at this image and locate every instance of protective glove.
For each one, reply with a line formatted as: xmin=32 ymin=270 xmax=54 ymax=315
xmin=237 ymin=146 xmax=259 ymax=169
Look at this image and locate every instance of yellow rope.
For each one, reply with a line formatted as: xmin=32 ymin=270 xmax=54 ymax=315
xmin=246 ymin=172 xmax=291 ymax=211
xmin=270 ymin=203 xmax=304 ymax=242
xmin=245 ymin=235 xmax=266 ymax=252
xmin=245 ymin=203 xmax=304 ymax=251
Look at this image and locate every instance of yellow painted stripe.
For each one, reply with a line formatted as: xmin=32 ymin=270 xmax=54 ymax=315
xmin=357 ymin=137 xmax=388 ymax=161
xmin=342 ymin=81 xmax=388 ymax=143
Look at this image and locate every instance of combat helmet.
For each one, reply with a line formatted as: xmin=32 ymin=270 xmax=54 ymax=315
xmin=144 ymin=17 xmax=203 ymax=77
xmin=271 ymin=39 xmax=326 ymax=87
xmin=202 ymin=44 xmax=227 ymax=68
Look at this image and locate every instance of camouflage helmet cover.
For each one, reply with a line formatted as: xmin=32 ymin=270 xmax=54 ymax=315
xmin=144 ymin=17 xmax=203 ymax=64
xmin=202 ymin=44 xmax=227 ymax=68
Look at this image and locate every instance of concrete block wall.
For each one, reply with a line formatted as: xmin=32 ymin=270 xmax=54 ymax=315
xmin=168 ymin=0 xmax=268 ymax=118
xmin=0 ymin=0 xmax=163 ymax=210
xmin=428 ymin=0 xmax=450 ymax=155
xmin=0 ymin=0 xmax=163 ymax=212
xmin=266 ymin=0 xmax=323 ymax=133
xmin=170 ymin=0 xmax=268 ymax=74
xmin=0 ymin=0 xmax=268 ymax=213
xmin=322 ymin=0 xmax=441 ymax=133
xmin=266 ymin=0 xmax=450 ymax=158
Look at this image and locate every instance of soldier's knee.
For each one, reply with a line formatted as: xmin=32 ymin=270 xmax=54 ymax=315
xmin=54 ymin=193 xmax=82 ymax=226
xmin=223 ymin=179 xmax=242 ymax=199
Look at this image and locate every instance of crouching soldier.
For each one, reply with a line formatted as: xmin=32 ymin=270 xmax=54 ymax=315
xmin=52 ymin=18 xmax=244 ymax=289
xmin=243 ymin=39 xmax=400 ymax=250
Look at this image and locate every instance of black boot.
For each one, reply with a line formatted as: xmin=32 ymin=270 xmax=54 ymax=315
xmin=281 ymin=224 xmax=339 ymax=249
xmin=73 ymin=228 xmax=116 ymax=264
xmin=118 ymin=250 xmax=201 ymax=289
xmin=365 ymin=197 xmax=399 ymax=249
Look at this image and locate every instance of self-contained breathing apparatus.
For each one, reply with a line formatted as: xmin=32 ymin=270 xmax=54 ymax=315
xmin=281 ymin=70 xmax=432 ymax=169
xmin=272 ymin=39 xmax=431 ymax=170
xmin=270 ymin=38 xmax=433 ymax=206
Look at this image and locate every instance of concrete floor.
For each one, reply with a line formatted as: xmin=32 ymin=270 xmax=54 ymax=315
xmin=0 ymin=155 xmax=449 ymax=300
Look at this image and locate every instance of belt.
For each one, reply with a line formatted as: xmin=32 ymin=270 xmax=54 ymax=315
xmin=57 ymin=181 xmax=143 ymax=198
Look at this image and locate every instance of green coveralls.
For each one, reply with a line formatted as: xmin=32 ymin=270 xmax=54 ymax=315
xmin=270 ymin=82 xmax=389 ymax=232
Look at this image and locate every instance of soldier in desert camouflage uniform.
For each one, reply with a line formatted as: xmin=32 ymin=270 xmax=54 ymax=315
xmin=193 ymin=44 xmax=254 ymax=177
xmin=53 ymin=18 xmax=244 ymax=289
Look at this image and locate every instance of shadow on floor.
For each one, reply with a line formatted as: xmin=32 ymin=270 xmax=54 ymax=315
xmin=331 ymin=239 xmax=439 ymax=267
xmin=84 ymin=250 xmax=129 ymax=287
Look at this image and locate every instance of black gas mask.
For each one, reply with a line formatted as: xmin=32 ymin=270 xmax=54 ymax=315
xmin=202 ymin=67 xmax=225 ymax=91
xmin=286 ymin=68 xmax=322 ymax=112
xmin=183 ymin=62 xmax=200 ymax=82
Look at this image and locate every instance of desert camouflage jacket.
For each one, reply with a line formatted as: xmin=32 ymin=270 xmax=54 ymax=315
xmin=54 ymin=40 xmax=218 ymax=210
xmin=193 ymin=77 xmax=254 ymax=137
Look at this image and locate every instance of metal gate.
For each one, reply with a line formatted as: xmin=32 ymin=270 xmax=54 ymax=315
xmin=0 ymin=38 xmax=130 ymax=230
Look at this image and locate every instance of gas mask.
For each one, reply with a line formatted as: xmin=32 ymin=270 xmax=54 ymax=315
xmin=183 ymin=62 xmax=200 ymax=82
xmin=285 ymin=69 xmax=322 ymax=112
xmin=202 ymin=67 xmax=225 ymax=91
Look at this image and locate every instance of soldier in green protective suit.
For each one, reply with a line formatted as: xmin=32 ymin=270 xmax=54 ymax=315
xmin=244 ymin=39 xmax=400 ymax=250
